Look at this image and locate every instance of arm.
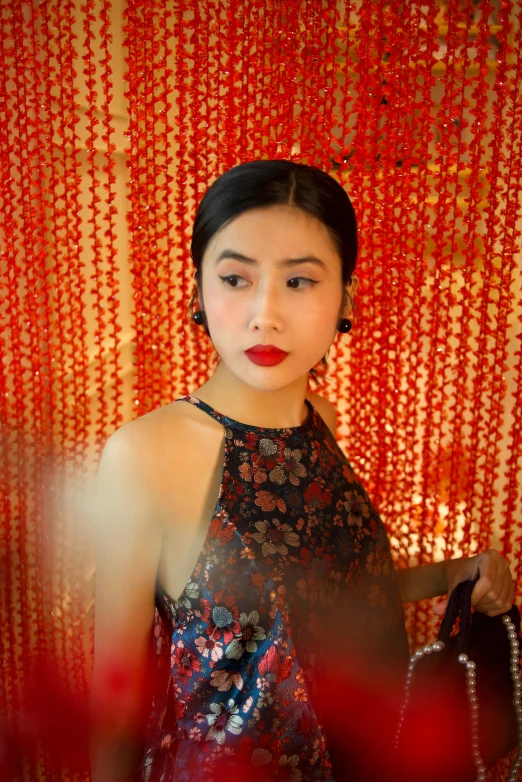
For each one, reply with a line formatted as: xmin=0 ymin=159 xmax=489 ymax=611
xmin=396 ymin=550 xmax=515 ymax=617
xmin=395 ymin=560 xmax=452 ymax=603
xmin=89 ymin=426 xmax=163 ymax=782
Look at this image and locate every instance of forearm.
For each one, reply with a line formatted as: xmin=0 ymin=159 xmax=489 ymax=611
xmin=395 ymin=557 xmax=466 ymax=604
xmin=89 ymin=664 xmax=149 ymax=782
xmin=89 ymin=730 xmax=144 ymax=782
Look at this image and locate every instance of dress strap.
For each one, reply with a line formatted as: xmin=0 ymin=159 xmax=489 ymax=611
xmin=175 ymin=394 xmax=316 ymax=434
xmin=176 ymin=394 xmax=224 ymax=423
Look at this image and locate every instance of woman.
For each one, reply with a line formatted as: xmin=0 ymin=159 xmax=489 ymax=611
xmin=89 ymin=160 xmax=514 ymax=782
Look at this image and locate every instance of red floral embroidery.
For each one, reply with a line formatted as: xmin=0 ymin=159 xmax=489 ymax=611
xmin=172 ymin=642 xmax=201 ymax=683
xmin=254 ymin=490 xmax=287 ymax=513
xmin=303 ymin=481 xmax=332 ymax=510
xmin=200 ymin=590 xmax=241 ymax=644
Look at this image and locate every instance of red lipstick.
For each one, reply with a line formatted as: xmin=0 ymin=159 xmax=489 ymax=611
xmin=244 ymin=345 xmax=289 ymax=367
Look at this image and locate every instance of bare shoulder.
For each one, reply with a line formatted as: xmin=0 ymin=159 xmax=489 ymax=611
xmin=96 ymin=405 xmax=187 ymax=513
xmin=97 ymin=398 xmax=224 ymax=523
xmin=306 ymin=391 xmax=338 ymax=437
xmin=102 ymin=397 xmax=217 ymax=474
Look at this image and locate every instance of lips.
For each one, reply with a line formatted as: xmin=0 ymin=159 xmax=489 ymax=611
xmin=244 ymin=345 xmax=289 ymax=367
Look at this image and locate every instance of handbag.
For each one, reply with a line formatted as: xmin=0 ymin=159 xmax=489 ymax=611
xmin=394 ymin=579 xmax=521 ymax=782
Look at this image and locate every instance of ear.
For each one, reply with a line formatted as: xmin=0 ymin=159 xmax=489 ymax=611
xmin=340 ymin=275 xmax=358 ymax=319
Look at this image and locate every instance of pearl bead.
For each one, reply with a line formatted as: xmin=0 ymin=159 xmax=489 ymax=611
xmin=503 ymin=615 xmax=512 ymax=624
xmin=423 ymin=644 xmax=433 ymax=654
xmin=467 ymin=670 xmax=476 ymax=680
xmin=414 ymin=648 xmax=424 ymax=659
xmin=511 ymin=665 xmax=521 ymax=675
xmin=458 ymin=653 xmax=468 ymax=664
xmin=432 ymin=640 xmax=444 ymax=652
xmin=466 ymin=660 xmax=476 ymax=670
xmin=509 ymin=631 xmax=519 ymax=641
xmin=507 ymin=622 xmax=516 ymax=632
xmin=513 ymin=697 xmax=521 ymax=708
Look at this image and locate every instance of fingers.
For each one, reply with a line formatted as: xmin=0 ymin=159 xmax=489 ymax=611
xmin=470 ymin=550 xmax=514 ymax=617
xmin=469 ymin=551 xmax=500 ymax=605
xmin=433 ymin=599 xmax=448 ymax=616
xmin=481 ymin=574 xmax=514 ymax=615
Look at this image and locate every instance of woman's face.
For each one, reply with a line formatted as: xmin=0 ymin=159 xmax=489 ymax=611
xmin=200 ymin=204 xmax=346 ymax=392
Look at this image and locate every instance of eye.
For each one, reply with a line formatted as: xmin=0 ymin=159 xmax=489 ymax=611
xmin=219 ymin=274 xmax=248 ymax=288
xmin=287 ymin=277 xmax=317 ymax=289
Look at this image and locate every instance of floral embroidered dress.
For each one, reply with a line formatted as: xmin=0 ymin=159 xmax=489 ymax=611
xmin=137 ymin=395 xmax=409 ymax=782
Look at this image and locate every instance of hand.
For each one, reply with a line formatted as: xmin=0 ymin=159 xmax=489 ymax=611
xmin=433 ymin=549 xmax=515 ymax=617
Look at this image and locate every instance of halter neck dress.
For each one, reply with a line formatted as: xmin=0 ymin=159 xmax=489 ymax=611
xmin=136 ymin=395 xmax=409 ymax=782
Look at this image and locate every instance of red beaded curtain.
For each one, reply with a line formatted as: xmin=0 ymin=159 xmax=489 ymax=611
xmin=1 ymin=0 xmax=522 ymax=779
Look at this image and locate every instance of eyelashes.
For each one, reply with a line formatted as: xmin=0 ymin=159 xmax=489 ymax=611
xmin=287 ymin=277 xmax=318 ymax=289
xmin=219 ymin=275 xmax=247 ymax=288
xmin=219 ymin=275 xmax=318 ymax=290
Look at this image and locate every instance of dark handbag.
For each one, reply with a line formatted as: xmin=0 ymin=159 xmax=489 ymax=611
xmin=394 ymin=579 xmax=521 ymax=782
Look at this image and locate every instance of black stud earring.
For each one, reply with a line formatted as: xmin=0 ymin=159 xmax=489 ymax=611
xmin=193 ymin=310 xmax=210 ymax=336
xmin=338 ymin=318 xmax=352 ymax=334
xmin=192 ymin=310 xmax=206 ymax=326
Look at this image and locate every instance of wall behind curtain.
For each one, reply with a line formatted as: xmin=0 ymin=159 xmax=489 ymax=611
xmin=1 ymin=0 xmax=522 ymax=779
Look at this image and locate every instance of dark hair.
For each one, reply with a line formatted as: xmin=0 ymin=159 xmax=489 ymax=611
xmin=188 ymin=159 xmax=358 ymax=383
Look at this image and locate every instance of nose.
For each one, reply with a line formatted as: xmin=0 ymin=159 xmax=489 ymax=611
xmin=248 ymin=278 xmax=285 ymax=333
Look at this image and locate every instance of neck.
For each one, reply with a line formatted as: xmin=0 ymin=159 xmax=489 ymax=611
xmin=193 ymin=361 xmax=311 ymax=429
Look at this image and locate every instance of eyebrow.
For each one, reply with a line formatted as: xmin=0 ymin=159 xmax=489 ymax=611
xmin=215 ymin=249 xmax=328 ymax=271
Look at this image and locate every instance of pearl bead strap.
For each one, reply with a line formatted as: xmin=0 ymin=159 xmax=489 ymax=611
xmin=395 ymin=614 xmax=521 ymax=781
xmin=503 ymin=614 xmax=522 ymax=782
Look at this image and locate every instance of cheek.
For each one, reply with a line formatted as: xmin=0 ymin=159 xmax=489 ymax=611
xmin=204 ymin=290 xmax=241 ymax=332
xmin=296 ymin=293 xmax=339 ymax=333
